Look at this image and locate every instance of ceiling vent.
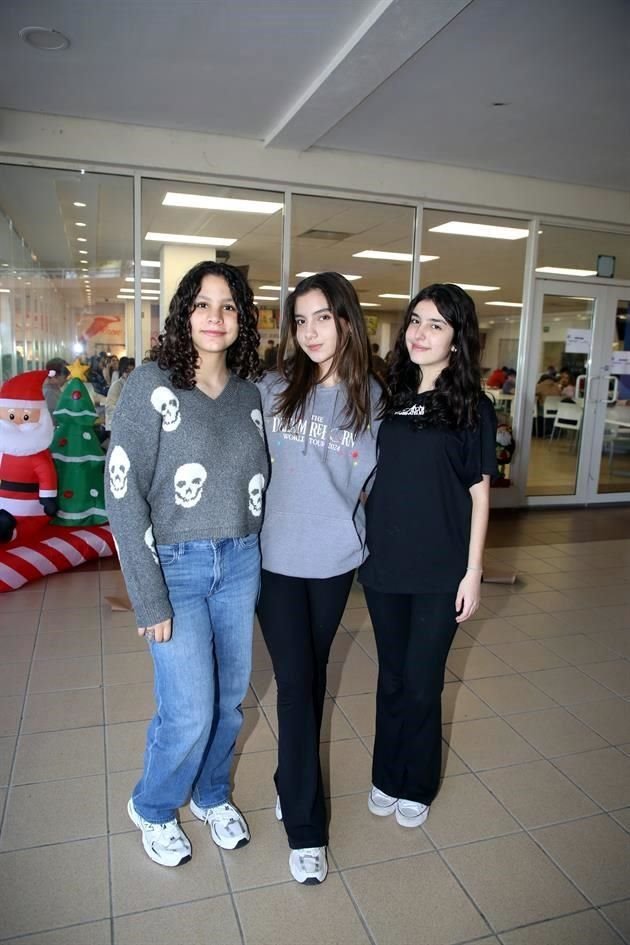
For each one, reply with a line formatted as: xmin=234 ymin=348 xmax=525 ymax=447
xmin=298 ymin=229 xmax=353 ymax=242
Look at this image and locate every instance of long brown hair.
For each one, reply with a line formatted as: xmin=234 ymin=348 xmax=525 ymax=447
xmin=274 ymin=272 xmax=382 ymax=434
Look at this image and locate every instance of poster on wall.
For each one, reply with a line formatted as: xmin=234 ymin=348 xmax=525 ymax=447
xmin=76 ymin=313 xmax=124 ymax=352
xmin=565 ymin=327 xmax=591 ymax=354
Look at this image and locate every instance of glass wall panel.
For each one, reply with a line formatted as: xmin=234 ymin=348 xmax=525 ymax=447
xmin=140 ymin=179 xmax=283 ymax=360
xmin=0 ymin=164 xmax=133 ymax=382
xmin=538 ymin=225 xmax=630 ymax=282
xmin=599 ymin=297 xmax=630 ymax=493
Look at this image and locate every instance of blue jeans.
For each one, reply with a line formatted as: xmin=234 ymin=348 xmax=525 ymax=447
xmin=132 ymin=535 xmax=260 ymax=824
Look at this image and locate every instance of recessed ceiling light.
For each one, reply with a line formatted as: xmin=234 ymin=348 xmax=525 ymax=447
xmin=162 ymin=192 xmax=283 ymax=214
xmin=536 ymin=267 xmax=597 ymax=277
xmin=455 ymin=284 xmax=500 ymax=292
xmin=429 ymin=222 xmax=528 ymax=240
xmin=73 ymin=201 xmax=86 ymax=208
xmin=140 ymin=260 xmax=161 ymax=268
xmin=124 ymin=277 xmax=160 ymax=284
xmin=352 ymin=251 xmax=439 ymax=262
xmin=145 ymin=232 xmax=236 ymax=247
xmin=253 ymin=296 xmax=279 ymax=301
xmin=378 ymin=293 xmax=409 ymax=300
xmin=75 ymin=222 xmax=87 ymax=228
xmin=260 ymin=285 xmax=295 ymax=292
xmin=19 ymin=26 xmax=70 ymax=51
xmin=295 ymin=272 xmax=361 ymax=280
xmin=0 ymin=289 xmax=10 ymax=294
xmin=485 ymin=301 xmax=522 ymax=308
xmin=360 ymin=302 xmax=380 ymax=308
xmin=77 ymin=237 xmax=87 ymax=243
xmin=79 ymin=250 xmax=88 ymax=255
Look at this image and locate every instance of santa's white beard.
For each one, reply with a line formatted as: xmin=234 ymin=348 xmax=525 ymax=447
xmin=0 ymin=409 xmax=54 ymax=456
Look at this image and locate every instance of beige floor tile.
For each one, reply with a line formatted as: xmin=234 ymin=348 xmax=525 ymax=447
xmin=520 ymin=590 xmax=583 ymax=612
xmin=249 ymin=668 xmax=276 ymax=705
xmin=0 ymin=838 xmax=109 ymax=938
xmin=44 ymin=587 xmax=100 ymax=611
xmin=446 ymin=647 xmax=513 ymax=680
xmin=443 ymin=833 xmax=587 ymax=932
xmin=506 ymin=611 xmax=574 ymax=639
xmin=350 ymin=629 xmax=378 ymax=660
xmin=114 ymin=896 xmax=240 ymax=945
xmin=1 ymin=588 xmax=45 ymax=613
xmin=0 ymin=786 xmax=6 ymax=820
xmin=424 ymin=773 xmax=520 ymax=847
xmin=507 ymin=707 xmax=608 ymax=757
xmin=334 ymin=693 xmax=376 ymax=737
xmin=0 ymin=919 xmax=112 ymax=945
xmin=0 ymin=612 xmax=39 ymax=633
xmin=34 ymin=628 xmax=101 ymax=660
xmin=581 ymin=660 xmax=630 ymax=697
xmin=102 ymin=626 xmax=146 ymax=654
xmin=103 ymin=609 xmax=137 ymax=630
xmin=346 ymin=852 xmax=490 ymax=945
xmin=0 ymin=775 xmax=107 ymax=850
xmin=346 ymin=585 xmax=367 ymax=609
xmin=103 ymin=650 xmax=152 ymax=686
xmin=13 ymin=726 xmax=105 ymax=784
xmin=620 ymin=743 xmax=630 ymax=757
xmin=0 ymin=695 xmax=22 ymax=737
xmin=107 ymin=767 xmax=143 ymax=833
xmin=611 ymin=807 xmax=630 ymax=831
xmin=236 ymin=874 xmax=370 ymax=945
xmin=482 ymin=597 xmax=543 ymax=618
xmin=499 ymin=910 xmax=625 ymax=945
xmin=251 ymin=638 xmax=272 ymax=671
xmin=592 ymin=630 xmax=630 ymax=660
xmin=466 ymin=603 xmax=495 ymax=621
xmin=467 ymin=675 xmax=556 ymax=715
xmin=479 ymin=759 xmax=598 ymax=828
xmin=443 ymin=717 xmax=541 ymax=771
xmin=589 ymin=604 xmax=630 ymax=633
xmin=110 ymin=821 xmax=226 ymax=915
xmin=450 ymin=627 xmax=477 ymax=649
xmin=2 ymin=632 xmax=37 ymax=663
xmin=222 ymin=807 xmax=302 ymax=889
xmin=442 ymin=682 xmax=496 ymax=723
xmin=442 ymin=741 xmax=470 ymax=777
xmin=326 ymin=648 xmax=377 ymax=697
xmin=487 ymin=640 xmax=568 ymax=673
xmin=104 ymin=682 xmax=155 ymax=724
xmin=0 ymin=736 xmax=16 ymax=786
xmin=232 ymin=749 xmax=278 ymax=813
xmin=38 ymin=608 xmax=101 ymax=632
xmin=322 ymin=738 xmax=372 ymax=797
xmin=22 ymin=688 xmax=104 ymax=733
xmin=554 ymin=747 xmax=630 ymax=811
xmin=236 ymin=706 xmax=277 ymax=754
xmin=570 ymin=698 xmax=630 ymax=745
xmin=541 ymin=634 xmax=619 ymax=665
xmin=327 ymin=792 xmax=431 ymax=868
xmin=28 ymin=656 xmax=102 ymax=692
xmin=328 ymin=628 xmax=360 ymax=662
xmin=106 ymin=721 xmax=146 ymax=772
xmin=601 ymin=900 xmax=630 ymax=944
xmin=0 ymin=661 xmax=30 ymax=697
xmin=524 ymin=666 xmax=614 ymax=706
xmin=341 ymin=606 xmax=372 ymax=631
xmin=533 ymin=814 xmax=630 ymax=904
xmin=464 ymin=618 xmax=530 ymax=645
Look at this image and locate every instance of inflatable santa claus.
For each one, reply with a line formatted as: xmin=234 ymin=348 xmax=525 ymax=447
xmin=0 ymin=370 xmax=58 ymax=545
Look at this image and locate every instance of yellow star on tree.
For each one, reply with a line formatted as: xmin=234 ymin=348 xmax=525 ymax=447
xmin=67 ymin=358 xmax=90 ymax=381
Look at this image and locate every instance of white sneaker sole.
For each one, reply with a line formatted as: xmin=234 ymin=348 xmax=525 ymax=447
xmin=395 ymin=804 xmax=429 ymax=828
xmin=189 ymin=799 xmax=250 ymax=850
xmin=368 ymin=794 xmax=397 ymax=817
xmin=127 ymin=799 xmax=191 ymax=867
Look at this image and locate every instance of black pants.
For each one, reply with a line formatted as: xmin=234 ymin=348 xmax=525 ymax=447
xmin=364 ymin=587 xmax=458 ymax=806
xmin=257 ymin=568 xmax=355 ymax=849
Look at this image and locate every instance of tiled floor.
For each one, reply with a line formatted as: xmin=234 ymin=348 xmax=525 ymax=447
xmin=1 ymin=510 xmax=630 ymax=944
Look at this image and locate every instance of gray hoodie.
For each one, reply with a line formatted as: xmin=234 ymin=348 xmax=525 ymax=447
xmin=257 ymin=373 xmax=381 ymax=579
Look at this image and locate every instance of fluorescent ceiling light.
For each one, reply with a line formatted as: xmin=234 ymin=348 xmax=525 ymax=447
xmin=0 ymin=288 xmax=10 ymax=294
xmin=73 ymin=201 xmax=86 ymax=208
xmin=360 ymin=302 xmax=380 ymax=308
xmin=254 ymin=295 xmax=278 ymax=301
xmin=429 ymin=222 xmax=528 ymax=240
xmin=378 ymin=293 xmax=409 ymax=300
xmin=295 ymin=272 xmax=362 ymax=281
xmin=125 ymin=277 xmax=161 ymax=284
xmin=79 ymin=250 xmax=88 ymax=255
xmin=455 ymin=284 xmax=500 ymax=292
xmin=146 ymin=232 xmax=236 ymax=247
xmin=352 ymin=251 xmax=439 ymax=262
xmin=536 ymin=267 xmax=597 ymax=277
xmin=260 ymin=285 xmax=295 ymax=292
xmin=485 ymin=301 xmax=522 ymax=308
xmin=75 ymin=222 xmax=87 ymax=228
xmin=77 ymin=237 xmax=87 ymax=243
xmin=140 ymin=260 xmax=161 ymax=268
xmin=163 ymin=192 xmax=283 ymax=214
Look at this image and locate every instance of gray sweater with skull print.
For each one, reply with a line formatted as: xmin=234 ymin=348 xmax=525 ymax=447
xmin=105 ymin=361 xmax=268 ymax=627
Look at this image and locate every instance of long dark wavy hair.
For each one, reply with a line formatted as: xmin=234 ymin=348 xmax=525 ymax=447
xmin=274 ymin=272 xmax=383 ymax=435
xmin=387 ymin=283 xmax=482 ymax=428
xmin=151 ymin=260 xmax=262 ymax=388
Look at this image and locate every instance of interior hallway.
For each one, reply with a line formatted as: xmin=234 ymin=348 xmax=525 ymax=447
xmin=1 ymin=507 xmax=629 ymax=944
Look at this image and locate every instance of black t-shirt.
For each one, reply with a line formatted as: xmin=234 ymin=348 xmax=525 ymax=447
xmin=358 ymin=393 xmax=498 ymax=595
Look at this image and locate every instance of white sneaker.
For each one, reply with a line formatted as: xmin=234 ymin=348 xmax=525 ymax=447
xmin=288 ymin=846 xmax=328 ymax=884
xmin=395 ymin=798 xmax=429 ymax=828
xmin=190 ymin=799 xmax=250 ymax=850
xmin=275 ymin=795 xmax=283 ymax=821
xmin=127 ymin=798 xmax=191 ymax=867
xmin=368 ymin=785 xmax=397 ymax=817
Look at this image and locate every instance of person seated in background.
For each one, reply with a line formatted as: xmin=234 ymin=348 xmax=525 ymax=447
xmin=263 ymin=339 xmax=278 ymax=369
xmin=535 ymin=372 xmax=561 ymax=404
xmin=371 ymin=342 xmax=387 ymax=378
xmin=486 ymin=365 xmax=508 ymax=388
xmin=544 ymin=363 xmax=558 ymax=379
xmin=558 ymin=369 xmax=576 ymax=401
xmin=43 ymin=358 xmax=69 ymax=416
xmin=501 ymin=369 xmax=516 ymax=394
xmin=103 ymin=355 xmax=120 ymax=387
xmin=105 ymin=357 xmax=136 ymax=431
xmin=88 ymin=354 xmax=108 ymax=396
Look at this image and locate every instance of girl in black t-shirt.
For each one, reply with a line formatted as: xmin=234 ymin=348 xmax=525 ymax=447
xmin=359 ymin=283 xmax=497 ymax=829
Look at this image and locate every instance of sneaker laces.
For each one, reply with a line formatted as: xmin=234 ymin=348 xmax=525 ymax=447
xmin=208 ymin=804 xmax=239 ymax=826
xmin=150 ymin=819 xmax=184 ymax=848
xmin=297 ymin=848 xmax=323 ymax=872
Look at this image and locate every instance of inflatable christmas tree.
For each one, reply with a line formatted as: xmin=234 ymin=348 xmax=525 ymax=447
xmin=51 ymin=379 xmax=108 ymax=526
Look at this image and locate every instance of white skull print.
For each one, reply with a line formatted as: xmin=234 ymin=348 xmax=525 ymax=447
xmin=248 ymin=473 xmax=265 ymax=517
xmin=250 ymin=408 xmax=264 ymax=439
xmin=144 ymin=525 xmax=159 ymax=564
xmin=150 ymin=386 xmax=181 ymax=431
xmin=174 ymin=462 xmax=207 ymax=508
xmin=109 ymin=445 xmax=130 ymax=499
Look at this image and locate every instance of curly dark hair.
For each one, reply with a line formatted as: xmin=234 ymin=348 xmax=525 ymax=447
xmin=386 ymin=283 xmax=482 ymax=429
xmin=151 ymin=260 xmax=262 ymax=388
xmin=274 ymin=271 xmax=384 ymax=435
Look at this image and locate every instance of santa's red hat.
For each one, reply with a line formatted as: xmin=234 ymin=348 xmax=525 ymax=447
xmin=0 ymin=370 xmax=51 ymax=410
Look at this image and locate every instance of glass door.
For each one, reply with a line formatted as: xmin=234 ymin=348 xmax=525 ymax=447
xmin=594 ymin=295 xmax=630 ymax=497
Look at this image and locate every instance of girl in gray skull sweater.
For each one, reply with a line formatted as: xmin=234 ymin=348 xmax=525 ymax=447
xmin=106 ymin=261 xmax=268 ymax=869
